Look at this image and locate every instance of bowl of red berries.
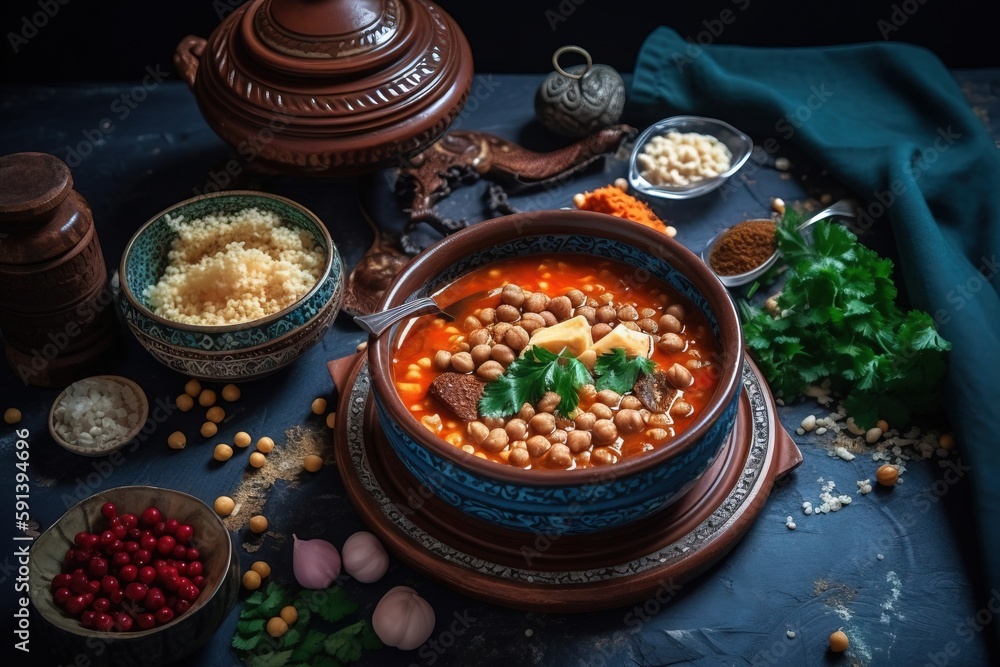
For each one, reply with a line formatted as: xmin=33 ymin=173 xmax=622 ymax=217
xmin=28 ymin=486 xmax=239 ymax=666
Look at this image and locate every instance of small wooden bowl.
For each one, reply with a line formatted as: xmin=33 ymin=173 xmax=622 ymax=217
xmin=28 ymin=486 xmax=240 ymax=667
xmin=48 ymin=375 xmax=149 ymax=457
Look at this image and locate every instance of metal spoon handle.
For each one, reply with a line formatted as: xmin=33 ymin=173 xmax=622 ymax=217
xmin=353 ymin=297 xmax=442 ymax=336
xmin=798 ymin=199 xmax=857 ymax=230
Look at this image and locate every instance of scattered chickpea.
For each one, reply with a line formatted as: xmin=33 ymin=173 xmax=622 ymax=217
xmin=176 ymin=394 xmax=195 ymax=412
xmin=303 ymin=454 xmax=323 ymax=472
xmin=200 ymin=421 xmax=218 ymax=438
xmin=242 ymin=570 xmax=262 ymax=590
xmin=251 ymin=561 xmax=271 ymax=578
xmin=876 ymin=419 xmax=890 ymax=433
xmin=221 ymin=384 xmax=241 ymax=402
xmin=206 ymin=406 xmax=225 ymax=423
xmin=266 ymin=617 xmax=288 ymax=638
xmin=938 ymin=432 xmax=956 ymax=451
xmin=214 ymin=495 xmax=236 ymax=517
xmin=876 ymin=464 xmax=898 ymax=487
xmin=234 ymin=431 xmax=252 ymax=448
xmin=249 ymin=515 xmax=268 ymax=534
xmin=249 ymin=452 xmax=267 ymax=468
xmin=167 ymin=431 xmax=186 ymax=450
xmin=772 ymin=197 xmax=786 ymax=215
xmin=572 ymin=192 xmax=586 ymax=208
xmin=198 ymin=388 xmax=217 ymax=407
xmin=184 ymin=378 xmax=202 ymax=397
xmin=828 ymin=630 xmax=849 ymax=653
xmin=311 ymin=397 xmax=328 ymax=415
xmin=279 ymin=605 xmax=298 ymax=625
xmin=256 ymin=436 xmax=275 ymax=453
xmin=214 ymin=444 xmax=234 ymax=461
xmin=326 ymin=412 xmax=336 ymax=429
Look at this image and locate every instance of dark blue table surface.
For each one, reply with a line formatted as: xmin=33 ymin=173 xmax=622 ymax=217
xmin=2 ymin=72 xmax=999 ymax=667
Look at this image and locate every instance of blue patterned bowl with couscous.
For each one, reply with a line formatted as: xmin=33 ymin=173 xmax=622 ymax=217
xmin=118 ymin=191 xmax=343 ymax=381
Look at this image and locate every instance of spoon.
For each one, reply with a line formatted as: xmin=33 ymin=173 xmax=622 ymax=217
xmin=354 ymin=287 xmax=500 ymax=337
xmin=702 ymin=199 xmax=857 ymax=288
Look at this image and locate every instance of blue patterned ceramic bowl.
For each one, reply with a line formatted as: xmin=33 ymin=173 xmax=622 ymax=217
xmin=368 ymin=211 xmax=744 ymax=535
xmin=118 ymin=191 xmax=344 ymax=381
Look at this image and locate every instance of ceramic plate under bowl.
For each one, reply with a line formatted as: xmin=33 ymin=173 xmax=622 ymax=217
xmin=628 ymin=116 xmax=753 ymax=199
xmin=48 ymin=375 xmax=149 ymax=456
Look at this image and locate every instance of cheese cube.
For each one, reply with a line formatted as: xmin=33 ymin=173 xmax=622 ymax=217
xmin=527 ymin=315 xmax=594 ymax=357
xmin=588 ymin=324 xmax=654 ymax=359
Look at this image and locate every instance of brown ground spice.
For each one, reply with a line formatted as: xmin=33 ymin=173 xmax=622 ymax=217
xmin=709 ymin=220 xmax=777 ymax=275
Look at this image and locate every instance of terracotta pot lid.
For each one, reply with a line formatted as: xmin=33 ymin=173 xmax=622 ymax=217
xmin=0 ymin=152 xmax=72 ymax=225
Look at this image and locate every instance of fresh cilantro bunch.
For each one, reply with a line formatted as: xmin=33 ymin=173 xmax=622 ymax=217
xmin=740 ymin=209 xmax=951 ymax=429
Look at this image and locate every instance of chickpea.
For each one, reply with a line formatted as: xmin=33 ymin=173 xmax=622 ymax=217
xmin=267 ymin=617 xmax=288 ymax=638
xmin=431 ymin=350 xmax=451 ymax=371
xmin=303 ymin=454 xmax=323 ymax=472
xmin=505 ymin=418 xmax=528 ymax=441
xmin=529 ymin=412 xmax=556 ymax=435
xmin=576 ymin=450 xmax=592 ymax=466
xmin=492 ymin=322 xmax=513 ymax=343
xmin=495 ymin=304 xmax=521 ymax=322
xmin=234 ymin=431 xmax=252 ymax=447
xmin=184 ymin=378 xmax=202 ymax=397
xmin=214 ymin=444 xmax=234 ymax=461
xmin=566 ymin=429 xmax=592 ymax=453
xmin=468 ymin=328 xmax=492 ymax=347
xmin=523 ymin=292 xmax=549 ymax=313
xmin=504 ymin=326 xmax=530 ymax=351
xmin=476 ymin=360 xmax=505 ymax=381
xmin=481 ymin=428 xmax=510 ymax=452
xmin=250 ymin=561 xmax=271 ymax=578
xmin=589 ymin=402 xmax=613 ymax=420
xmin=167 ymin=431 xmax=187 ymax=450
xmin=591 ymin=323 xmax=613 ymax=342
xmin=593 ymin=419 xmax=618 ymax=445
xmin=517 ymin=402 xmax=536 ymax=421
xmin=576 ymin=305 xmax=597 ymax=325
xmin=546 ymin=444 xmax=573 ymax=468
xmin=614 ymin=409 xmax=645 ymax=434
xmin=256 ymin=436 xmax=275 ymax=453
xmin=547 ymin=296 xmax=573 ymax=321
xmin=599 ymin=292 xmax=614 ymax=304
xmin=509 ymin=448 xmax=530 ymax=467
xmin=876 ymin=464 xmax=899 ymax=487
xmin=491 ymin=344 xmax=516 ymax=365
xmin=479 ymin=307 xmax=496 ymax=324
xmin=666 ymin=363 xmax=694 ymax=388
xmin=242 ymin=571 xmax=262 ymax=590
xmin=200 ymin=421 xmax=218 ymax=438
xmin=206 ymin=406 xmax=225 ymax=423
xmin=501 ymin=284 xmax=525 ymax=307
xmin=536 ymin=391 xmax=562 ymax=414
xmin=658 ymin=314 xmax=682 ymax=333
xmin=482 ymin=415 xmax=506 ymax=428
xmin=519 ymin=312 xmax=545 ymax=333
xmin=249 ymin=452 xmax=267 ymax=468
xmin=526 ymin=435 xmax=551 ymax=457
xmin=214 ymin=495 xmax=235 ymax=516
xmin=647 ymin=412 xmax=672 ymax=427
xmin=658 ymin=333 xmax=686 ymax=353
xmin=647 ymin=428 xmax=670 ymax=440
xmin=666 ymin=304 xmax=687 ymax=320
xmin=198 ymin=389 xmax=217 ymax=407
xmin=280 ymin=605 xmax=298 ymax=625
xmin=540 ymin=311 xmax=558 ymax=327
xmin=586 ymin=297 xmax=600 ymax=308
xmin=596 ymin=305 xmax=617 ymax=323
xmin=640 ymin=307 xmax=657 ymax=319
xmin=176 ymin=394 xmax=195 ymax=412
xmin=467 ymin=421 xmax=489 ymax=445
xmin=671 ymin=401 xmax=694 ymax=418
xmin=617 ymin=304 xmax=639 ymax=321
xmin=574 ymin=412 xmax=597 ymax=431
xmin=471 ymin=344 xmax=492 ymax=366
xmin=578 ymin=384 xmax=597 ymax=403
xmin=595 ymin=389 xmax=621 ymax=407
xmin=458 ymin=342 xmax=470 ymax=352
xmin=620 ymin=395 xmax=643 ymax=410
xmin=638 ymin=318 xmax=659 ymax=333
xmin=249 ymin=515 xmax=268 ymax=534
xmin=566 ymin=289 xmax=586 ymax=307
xmin=451 ymin=351 xmax=475 ymax=373
xmin=549 ymin=429 xmax=568 ymax=444
xmin=591 ymin=447 xmax=617 ymax=465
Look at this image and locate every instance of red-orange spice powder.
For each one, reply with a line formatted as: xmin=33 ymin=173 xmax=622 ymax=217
xmin=709 ymin=220 xmax=777 ymax=275
xmin=575 ymin=186 xmax=668 ymax=233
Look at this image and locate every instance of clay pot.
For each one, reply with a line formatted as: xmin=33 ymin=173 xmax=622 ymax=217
xmin=175 ymin=0 xmax=474 ymax=176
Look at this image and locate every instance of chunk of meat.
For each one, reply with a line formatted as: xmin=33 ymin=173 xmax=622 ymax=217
xmin=428 ymin=372 xmax=486 ymax=422
xmin=632 ymin=370 xmax=679 ymax=414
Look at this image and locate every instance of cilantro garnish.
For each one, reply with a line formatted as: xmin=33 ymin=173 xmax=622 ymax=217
xmin=479 ymin=346 xmax=593 ymax=418
xmin=741 ymin=209 xmax=951 ymax=429
xmin=593 ymin=348 xmax=657 ymax=394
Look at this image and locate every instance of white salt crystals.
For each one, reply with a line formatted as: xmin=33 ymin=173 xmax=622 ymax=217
xmin=51 ymin=376 xmax=147 ymax=454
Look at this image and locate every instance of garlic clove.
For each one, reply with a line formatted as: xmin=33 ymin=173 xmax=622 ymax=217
xmin=292 ymin=534 xmax=342 ymax=589
xmin=372 ymin=586 xmax=435 ymax=651
xmin=342 ymin=531 xmax=389 ymax=584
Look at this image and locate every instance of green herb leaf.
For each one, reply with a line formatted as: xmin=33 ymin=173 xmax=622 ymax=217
xmin=237 ymin=618 xmax=267 ymax=636
xmin=244 ymin=590 xmax=266 ymax=608
xmin=308 ymin=656 xmax=341 ymax=667
xmin=479 ymin=346 xmax=593 ymax=418
xmin=233 ymin=632 xmax=263 ymax=651
xmin=324 ymin=620 xmax=369 ymax=663
xmin=248 ymin=649 xmax=294 ymax=667
xmin=280 ymin=627 xmax=303 ymax=650
xmin=593 ymin=349 xmax=656 ymax=394
xmin=258 ymin=584 xmax=294 ymax=619
xmin=290 ymin=629 xmax=329 ymax=663
xmin=291 ymin=603 xmax=311 ymax=627
xmin=298 ymin=587 xmax=358 ymax=624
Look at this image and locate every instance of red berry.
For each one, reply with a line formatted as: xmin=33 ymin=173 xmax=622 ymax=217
xmin=81 ymin=611 xmax=97 ymax=627
xmin=65 ymin=548 xmax=76 ymax=565
xmin=65 ymin=595 xmax=88 ymax=615
xmin=153 ymin=521 xmax=167 ymax=537
xmin=92 ymin=597 xmax=110 ymax=613
xmin=70 ymin=570 xmax=91 ymax=594
xmin=54 ymin=587 xmax=73 ymax=606
xmin=81 ymin=593 xmax=94 ymax=606
xmin=112 ymin=524 xmax=127 ymax=540
xmin=166 ymin=595 xmax=178 ymax=608
xmin=100 ymin=575 xmax=119 ymax=595
xmin=100 ymin=502 xmax=117 ymax=521
xmin=99 ymin=530 xmax=116 ymax=546
xmin=124 ymin=582 xmax=148 ymax=602
xmin=128 ymin=528 xmax=142 ymax=541
xmin=186 ymin=561 xmax=203 ymax=577
xmin=112 ymin=551 xmax=131 ymax=568
xmin=52 ymin=573 xmax=72 ymax=590
xmin=164 ymin=518 xmax=179 ymax=535
xmin=140 ymin=507 xmax=162 ymax=527
xmin=156 ymin=535 xmax=176 ymax=556
xmin=74 ymin=531 xmax=91 ymax=547
xmin=172 ymin=544 xmax=188 ymax=560
xmin=174 ymin=599 xmax=191 ymax=615
xmin=73 ymin=549 xmax=92 ymax=563
xmin=161 ymin=574 xmax=180 ymax=592
xmin=110 ymin=590 xmax=124 ymax=605
xmin=136 ymin=613 xmax=156 ymax=629
xmin=185 ymin=547 xmax=199 ymax=561
xmin=191 ymin=575 xmax=205 ymax=588
xmin=87 ymin=558 xmax=108 ymax=578
xmin=124 ymin=541 xmax=140 ymax=554
xmin=86 ymin=580 xmax=101 ymax=595
xmin=120 ymin=513 xmax=138 ymax=529
xmin=144 ymin=587 xmax=166 ymax=611
xmin=177 ymin=583 xmax=200 ymax=602
xmin=95 ymin=613 xmax=115 ymax=632
xmin=107 ymin=540 xmax=125 ymax=554
xmin=114 ymin=612 xmax=133 ymax=632
xmin=174 ymin=524 xmax=194 ymax=544
xmin=133 ymin=549 xmax=151 ymax=566
xmin=119 ymin=565 xmax=138 ymax=583
xmin=138 ymin=566 xmax=156 ymax=585
xmin=140 ymin=534 xmax=157 ymax=551
xmin=175 ymin=562 xmax=188 ymax=576
xmin=154 ymin=606 xmax=174 ymax=624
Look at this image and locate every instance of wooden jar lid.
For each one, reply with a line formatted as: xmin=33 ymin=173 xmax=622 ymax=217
xmin=0 ymin=152 xmax=72 ymax=225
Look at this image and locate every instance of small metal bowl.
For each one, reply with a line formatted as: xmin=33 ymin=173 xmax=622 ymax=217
xmin=628 ymin=116 xmax=753 ymax=200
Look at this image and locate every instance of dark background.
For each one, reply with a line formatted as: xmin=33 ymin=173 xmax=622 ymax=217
xmin=0 ymin=0 xmax=997 ymax=83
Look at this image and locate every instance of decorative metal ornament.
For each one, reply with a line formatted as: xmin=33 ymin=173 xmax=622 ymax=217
xmin=534 ymin=46 xmax=626 ymax=138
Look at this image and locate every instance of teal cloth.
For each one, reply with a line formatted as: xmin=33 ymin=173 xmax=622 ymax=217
xmin=632 ymin=25 xmax=1000 ymax=632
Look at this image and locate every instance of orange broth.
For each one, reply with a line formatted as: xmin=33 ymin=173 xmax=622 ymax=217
xmin=391 ymin=254 xmax=721 ymax=468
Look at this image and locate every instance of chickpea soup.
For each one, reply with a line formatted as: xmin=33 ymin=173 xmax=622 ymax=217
xmin=391 ymin=254 xmax=721 ymax=470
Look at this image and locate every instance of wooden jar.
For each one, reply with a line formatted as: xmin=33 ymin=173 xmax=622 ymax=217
xmin=0 ymin=152 xmax=119 ymax=386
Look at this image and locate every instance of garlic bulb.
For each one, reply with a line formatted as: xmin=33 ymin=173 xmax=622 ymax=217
xmin=372 ymin=586 xmax=435 ymax=650
xmin=292 ymin=534 xmax=341 ymax=589
xmin=342 ymin=532 xmax=389 ymax=584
